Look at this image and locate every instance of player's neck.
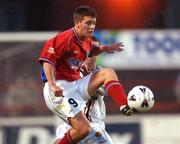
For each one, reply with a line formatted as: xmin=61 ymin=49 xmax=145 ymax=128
xmin=74 ymin=26 xmax=86 ymax=41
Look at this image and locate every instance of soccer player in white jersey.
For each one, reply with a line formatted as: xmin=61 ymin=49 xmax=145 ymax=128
xmin=54 ymin=36 xmax=114 ymax=144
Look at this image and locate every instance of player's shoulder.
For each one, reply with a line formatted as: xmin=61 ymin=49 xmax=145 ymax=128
xmin=57 ymin=28 xmax=77 ymax=45
xmin=56 ymin=28 xmax=74 ymax=38
xmin=45 ymin=28 xmax=74 ymax=46
xmin=46 ymin=28 xmax=73 ymax=42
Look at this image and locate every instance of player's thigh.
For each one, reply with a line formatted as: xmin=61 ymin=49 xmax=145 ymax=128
xmin=88 ymin=68 xmax=118 ymax=96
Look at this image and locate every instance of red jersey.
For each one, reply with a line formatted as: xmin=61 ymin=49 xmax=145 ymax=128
xmin=39 ymin=28 xmax=93 ymax=82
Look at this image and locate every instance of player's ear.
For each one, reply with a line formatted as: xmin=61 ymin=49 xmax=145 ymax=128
xmin=76 ymin=22 xmax=81 ymax=28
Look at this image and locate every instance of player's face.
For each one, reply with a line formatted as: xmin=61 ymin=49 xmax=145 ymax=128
xmin=77 ymin=16 xmax=96 ymax=38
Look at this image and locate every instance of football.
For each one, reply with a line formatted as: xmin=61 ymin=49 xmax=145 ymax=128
xmin=127 ymin=85 xmax=155 ymax=112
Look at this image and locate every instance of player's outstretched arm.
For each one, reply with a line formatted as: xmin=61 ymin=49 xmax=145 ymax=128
xmin=91 ymin=42 xmax=124 ymax=56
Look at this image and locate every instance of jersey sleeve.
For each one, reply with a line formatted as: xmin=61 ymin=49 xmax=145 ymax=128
xmin=38 ymin=36 xmax=66 ymax=67
xmin=88 ymin=45 xmax=99 ymax=57
xmin=85 ymin=39 xmax=94 ymax=57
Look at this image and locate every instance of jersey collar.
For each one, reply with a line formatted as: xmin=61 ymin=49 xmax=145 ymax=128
xmin=72 ymin=28 xmax=84 ymax=44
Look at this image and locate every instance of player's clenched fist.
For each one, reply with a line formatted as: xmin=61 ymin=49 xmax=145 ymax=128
xmin=50 ymin=83 xmax=63 ymax=97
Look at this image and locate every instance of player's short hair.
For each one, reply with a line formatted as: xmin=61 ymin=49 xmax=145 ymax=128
xmin=73 ymin=6 xmax=97 ymax=24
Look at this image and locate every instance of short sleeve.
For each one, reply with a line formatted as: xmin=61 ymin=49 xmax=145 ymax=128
xmin=88 ymin=44 xmax=99 ymax=57
xmin=38 ymin=36 xmax=66 ymax=67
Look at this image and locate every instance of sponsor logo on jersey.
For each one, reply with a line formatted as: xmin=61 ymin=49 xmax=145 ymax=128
xmin=73 ymin=50 xmax=80 ymax=54
xmin=68 ymin=57 xmax=83 ymax=70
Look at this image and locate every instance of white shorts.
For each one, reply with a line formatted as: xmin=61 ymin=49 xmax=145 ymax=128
xmin=43 ymin=74 xmax=92 ymax=123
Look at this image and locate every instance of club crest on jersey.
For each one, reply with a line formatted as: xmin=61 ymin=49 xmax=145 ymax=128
xmin=68 ymin=57 xmax=83 ymax=70
xmin=47 ymin=47 xmax=55 ymax=54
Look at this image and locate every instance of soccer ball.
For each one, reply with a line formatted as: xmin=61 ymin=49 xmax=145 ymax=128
xmin=127 ymin=85 xmax=155 ymax=112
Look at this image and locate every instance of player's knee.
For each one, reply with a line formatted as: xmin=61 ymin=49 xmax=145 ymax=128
xmin=101 ymin=68 xmax=116 ymax=77
xmin=77 ymin=124 xmax=92 ymax=137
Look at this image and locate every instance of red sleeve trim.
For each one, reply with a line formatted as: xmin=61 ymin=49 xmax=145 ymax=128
xmin=38 ymin=58 xmax=56 ymax=68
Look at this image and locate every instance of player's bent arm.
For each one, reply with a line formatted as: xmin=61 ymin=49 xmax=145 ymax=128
xmin=43 ymin=62 xmax=63 ymax=96
xmin=43 ymin=62 xmax=56 ymax=85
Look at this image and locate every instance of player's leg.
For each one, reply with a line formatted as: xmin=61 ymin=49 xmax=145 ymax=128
xmin=55 ymin=114 xmax=92 ymax=143
xmin=67 ymin=111 xmax=92 ymax=142
xmin=54 ymin=112 xmax=99 ymax=144
xmin=88 ymin=68 xmax=131 ymax=115
xmin=88 ymin=68 xmax=127 ymax=105
xmin=43 ymin=82 xmax=92 ymax=143
xmin=51 ymin=109 xmax=92 ymax=144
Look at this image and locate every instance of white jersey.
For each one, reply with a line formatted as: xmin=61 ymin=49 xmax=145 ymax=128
xmin=84 ymin=86 xmax=107 ymax=129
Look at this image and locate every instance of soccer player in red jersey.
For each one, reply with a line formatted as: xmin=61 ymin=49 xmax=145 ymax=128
xmin=53 ymin=36 xmax=114 ymax=144
xmin=39 ymin=6 xmax=132 ymax=144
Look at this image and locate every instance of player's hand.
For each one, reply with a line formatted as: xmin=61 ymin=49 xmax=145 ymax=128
xmin=120 ymin=105 xmax=133 ymax=116
xmin=50 ymin=83 xmax=64 ymax=97
xmin=103 ymin=42 xmax=124 ymax=53
xmin=80 ymin=65 xmax=91 ymax=76
xmin=80 ymin=57 xmax=96 ymax=76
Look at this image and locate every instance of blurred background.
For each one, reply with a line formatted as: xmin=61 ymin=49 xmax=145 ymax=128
xmin=0 ymin=0 xmax=180 ymax=144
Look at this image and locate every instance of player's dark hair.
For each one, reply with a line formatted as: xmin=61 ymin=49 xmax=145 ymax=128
xmin=73 ymin=6 xmax=97 ymax=24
